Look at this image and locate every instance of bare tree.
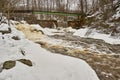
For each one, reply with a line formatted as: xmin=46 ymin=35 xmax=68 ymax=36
xmin=0 ymin=0 xmax=20 ymax=17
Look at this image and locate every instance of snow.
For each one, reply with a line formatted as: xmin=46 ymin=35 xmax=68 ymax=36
xmin=73 ymin=28 xmax=89 ymax=37
xmin=31 ymin=24 xmax=66 ymax=36
xmin=0 ymin=22 xmax=99 ymax=80
xmin=0 ymin=23 xmax=10 ymax=31
xmin=87 ymin=11 xmax=100 ymax=18
xmin=112 ymin=7 xmax=120 ymax=19
xmin=31 ymin=24 xmax=59 ymax=35
xmin=73 ymin=28 xmax=120 ymax=44
xmin=111 ymin=0 xmax=120 ymax=20
xmin=63 ymin=27 xmax=76 ymax=33
xmin=31 ymin=24 xmax=77 ymax=36
xmin=0 ymin=41 xmax=99 ymax=80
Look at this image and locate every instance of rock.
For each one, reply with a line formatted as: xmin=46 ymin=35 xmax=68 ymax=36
xmin=0 ymin=28 xmax=11 ymax=34
xmin=3 ymin=60 xmax=16 ymax=70
xmin=12 ymin=36 xmax=20 ymax=40
xmin=20 ymin=48 xmax=25 ymax=56
xmin=18 ymin=59 xmax=33 ymax=67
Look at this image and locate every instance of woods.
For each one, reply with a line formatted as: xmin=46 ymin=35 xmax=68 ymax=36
xmin=0 ymin=0 xmax=119 ymax=20
xmin=0 ymin=0 xmax=119 ymax=27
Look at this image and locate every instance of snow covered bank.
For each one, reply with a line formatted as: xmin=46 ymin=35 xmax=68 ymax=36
xmin=0 ymin=41 xmax=99 ymax=80
xmin=0 ymin=21 xmax=99 ymax=80
xmin=73 ymin=28 xmax=120 ymax=44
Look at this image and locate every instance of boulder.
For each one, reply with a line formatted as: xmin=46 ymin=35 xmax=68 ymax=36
xmin=3 ymin=60 xmax=16 ymax=70
xmin=18 ymin=59 xmax=32 ymax=67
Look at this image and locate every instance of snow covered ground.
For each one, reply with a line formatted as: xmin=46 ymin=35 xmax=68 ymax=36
xmin=0 ymin=21 xmax=99 ymax=80
xmin=73 ymin=28 xmax=120 ymax=44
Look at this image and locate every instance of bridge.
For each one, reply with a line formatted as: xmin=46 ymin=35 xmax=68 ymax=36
xmin=12 ymin=10 xmax=82 ymax=16
xmin=5 ymin=0 xmax=85 ymax=28
xmin=10 ymin=10 xmax=84 ymax=28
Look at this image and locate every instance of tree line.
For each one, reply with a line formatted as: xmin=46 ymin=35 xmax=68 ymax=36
xmin=0 ymin=0 xmax=119 ymax=21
